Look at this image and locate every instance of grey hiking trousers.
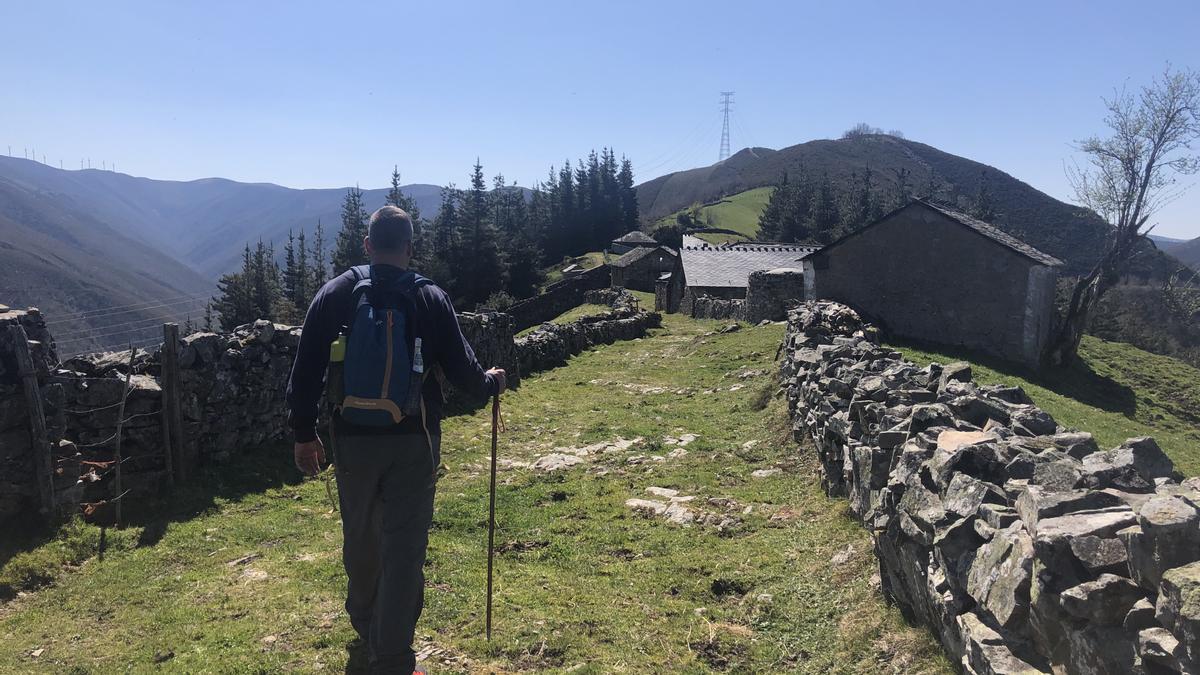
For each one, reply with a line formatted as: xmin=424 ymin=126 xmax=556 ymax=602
xmin=333 ymin=431 xmax=439 ymax=673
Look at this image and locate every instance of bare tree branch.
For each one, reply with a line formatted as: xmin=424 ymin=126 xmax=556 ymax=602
xmin=1048 ymin=66 xmax=1200 ymax=366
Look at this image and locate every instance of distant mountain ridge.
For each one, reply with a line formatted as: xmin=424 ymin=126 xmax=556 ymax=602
xmin=1170 ymin=236 xmax=1200 ymax=270
xmin=0 ymin=157 xmax=450 ymax=355
xmin=0 ymin=156 xmax=445 ymax=277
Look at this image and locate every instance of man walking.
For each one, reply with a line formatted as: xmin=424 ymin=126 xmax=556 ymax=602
xmin=287 ymin=206 xmax=506 ymax=673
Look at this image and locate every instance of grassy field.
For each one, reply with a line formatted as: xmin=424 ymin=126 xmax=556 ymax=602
xmin=0 ymin=301 xmax=950 ymax=673
xmin=539 ymin=252 xmax=608 ymax=288
xmin=893 ymin=335 xmax=1200 ymax=477
xmin=656 ymin=187 xmax=773 ymax=244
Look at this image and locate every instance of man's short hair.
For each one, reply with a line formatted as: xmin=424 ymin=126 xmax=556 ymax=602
xmin=368 ymin=206 xmax=414 ymax=251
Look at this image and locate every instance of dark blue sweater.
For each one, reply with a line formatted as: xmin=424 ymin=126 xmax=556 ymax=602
xmin=286 ymin=264 xmax=499 ymax=442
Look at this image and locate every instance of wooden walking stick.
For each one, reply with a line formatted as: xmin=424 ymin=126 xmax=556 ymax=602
xmin=486 ymin=393 xmax=500 ymax=641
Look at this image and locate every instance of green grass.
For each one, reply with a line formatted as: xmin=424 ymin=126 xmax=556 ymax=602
xmin=540 ymin=251 xmax=608 ymax=287
xmin=891 ymin=335 xmax=1200 ymax=477
xmin=514 ymin=303 xmax=613 ymax=337
xmin=657 ymin=187 xmax=773 ymax=241
xmin=0 ymin=308 xmax=951 ymax=673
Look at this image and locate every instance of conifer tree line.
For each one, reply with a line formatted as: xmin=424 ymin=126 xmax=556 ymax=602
xmin=211 ymin=150 xmax=639 ymax=329
xmin=756 ymin=167 xmax=995 ymax=245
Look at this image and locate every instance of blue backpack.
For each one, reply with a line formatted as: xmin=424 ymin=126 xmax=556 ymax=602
xmin=338 ymin=265 xmax=433 ymax=427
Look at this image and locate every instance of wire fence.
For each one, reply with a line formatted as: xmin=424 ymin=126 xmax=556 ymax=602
xmin=49 ymin=295 xmax=212 ymax=359
xmin=57 ymin=345 xmax=156 ymax=526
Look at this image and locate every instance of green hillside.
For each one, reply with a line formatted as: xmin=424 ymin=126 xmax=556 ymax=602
xmin=892 ymin=335 xmax=1200 ymax=476
xmin=655 ymin=187 xmax=773 ymax=242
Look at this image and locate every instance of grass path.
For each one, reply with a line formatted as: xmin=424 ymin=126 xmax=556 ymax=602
xmin=0 ymin=310 xmax=949 ymax=673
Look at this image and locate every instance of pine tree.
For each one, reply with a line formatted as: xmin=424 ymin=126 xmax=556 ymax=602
xmin=283 ymin=229 xmax=298 ymax=303
xmin=332 ymin=187 xmax=369 ymax=275
xmin=758 ymin=171 xmax=815 ymax=243
xmin=203 ymin=302 xmax=215 ymax=332
xmin=888 ymin=167 xmax=912 ymax=210
xmin=812 ymin=173 xmax=840 ymax=244
xmin=840 ymin=166 xmax=877 ymax=232
xmin=214 ymin=245 xmax=256 ymax=330
xmin=455 ymin=160 xmax=506 ymax=307
xmin=310 ymin=219 xmax=329 ymax=290
xmin=969 ymin=170 xmax=997 ymax=221
xmin=617 ymin=156 xmax=639 ymax=235
xmin=294 ymin=229 xmax=311 ymax=309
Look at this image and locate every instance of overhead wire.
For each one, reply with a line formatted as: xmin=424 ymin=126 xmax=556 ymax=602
xmin=46 ymin=295 xmax=211 ymax=327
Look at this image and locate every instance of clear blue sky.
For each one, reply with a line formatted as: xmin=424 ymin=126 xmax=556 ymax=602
xmin=2 ymin=0 xmax=1198 ymax=237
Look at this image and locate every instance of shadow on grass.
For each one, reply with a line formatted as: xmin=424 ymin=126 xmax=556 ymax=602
xmin=0 ymin=443 xmax=301 ymax=575
xmin=886 ymin=336 xmax=1137 ymax=417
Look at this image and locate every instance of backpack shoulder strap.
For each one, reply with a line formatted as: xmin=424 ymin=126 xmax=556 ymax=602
xmin=344 ymin=266 xmax=374 ymax=331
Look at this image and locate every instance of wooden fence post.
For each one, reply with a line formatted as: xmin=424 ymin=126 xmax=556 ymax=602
xmin=161 ymin=323 xmax=186 ymax=483
xmin=8 ymin=324 xmax=54 ymax=515
xmin=112 ymin=347 xmax=136 ymax=527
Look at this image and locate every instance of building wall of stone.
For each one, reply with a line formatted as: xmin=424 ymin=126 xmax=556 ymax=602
xmin=506 ymin=265 xmax=611 ymax=331
xmin=782 ymin=301 xmax=1200 ymax=674
xmin=807 ymin=209 xmax=1055 ymax=367
xmin=611 ymin=250 xmax=676 ymax=293
xmin=743 ymin=268 xmax=804 ymax=323
xmin=689 ymin=294 xmax=744 ymax=321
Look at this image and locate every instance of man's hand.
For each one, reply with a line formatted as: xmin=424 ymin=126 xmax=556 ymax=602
xmin=487 ymin=368 xmax=507 ymax=396
xmin=294 ymin=438 xmax=326 ymax=476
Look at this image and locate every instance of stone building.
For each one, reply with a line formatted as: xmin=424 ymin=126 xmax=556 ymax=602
xmin=659 ymin=245 xmax=813 ymax=314
xmin=610 ymin=246 xmax=677 ymax=292
xmin=610 ymin=230 xmax=658 ymax=254
xmin=802 ymin=199 xmax=1062 ymax=367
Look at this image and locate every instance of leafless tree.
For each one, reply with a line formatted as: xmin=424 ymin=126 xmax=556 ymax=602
xmin=1046 ymin=66 xmax=1200 ymax=366
xmin=1163 ymin=267 xmax=1200 ymax=326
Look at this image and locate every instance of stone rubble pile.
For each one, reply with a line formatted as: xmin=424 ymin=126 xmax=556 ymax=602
xmin=780 ymin=301 xmax=1200 ymax=675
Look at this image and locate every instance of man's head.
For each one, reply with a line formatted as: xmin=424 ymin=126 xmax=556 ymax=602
xmin=365 ymin=206 xmax=414 ymax=267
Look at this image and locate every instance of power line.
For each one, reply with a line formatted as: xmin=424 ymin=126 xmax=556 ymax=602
xmin=719 ymin=92 xmax=734 ymax=162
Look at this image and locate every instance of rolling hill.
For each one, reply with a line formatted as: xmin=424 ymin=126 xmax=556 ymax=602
xmin=0 ymin=174 xmax=215 ymax=356
xmin=0 ymin=157 xmax=444 ymax=278
xmin=636 ymin=134 xmax=1184 ymax=279
xmin=1169 ymin=236 xmax=1200 ymax=270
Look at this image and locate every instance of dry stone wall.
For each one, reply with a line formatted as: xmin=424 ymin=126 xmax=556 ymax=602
xmin=516 ymin=289 xmax=661 ymax=376
xmin=1 ymin=299 xmax=654 ymax=521
xmin=780 ymin=301 xmax=1200 ymax=675
xmin=506 ymin=265 xmax=610 ymax=331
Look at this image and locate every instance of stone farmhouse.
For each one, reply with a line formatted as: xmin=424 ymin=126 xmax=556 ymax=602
xmin=610 ymin=230 xmax=658 ymax=254
xmin=657 ymin=245 xmax=815 ymax=315
xmin=801 ymin=199 xmax=1062 ymax=367
xmin=610 ymin=245 xmax=677 ymax=292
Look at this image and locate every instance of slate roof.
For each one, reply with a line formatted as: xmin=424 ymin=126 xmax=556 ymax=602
xmin=611 ymin=245 xmax=677 ymax=268
xmin=612 ymin=230 xmax=658 ymax=245
xmin=809 ymin=199 xmax=1063 ymax=267
xmin=680 ymin=246 xmax=809 ymax=289
xmin=681 ymin=234 xmax=709 ymax=248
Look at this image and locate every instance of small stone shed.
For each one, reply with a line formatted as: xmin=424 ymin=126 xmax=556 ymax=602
xmin=610 ymin=245 xmax=677 ymax=292
xmin=802 ymin=199 xmax=1062 ymax=367
xmin=661 ymin=245 xmax=814 ymax=314
xmin=610 ymin=230 xmax=658 ymax=254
